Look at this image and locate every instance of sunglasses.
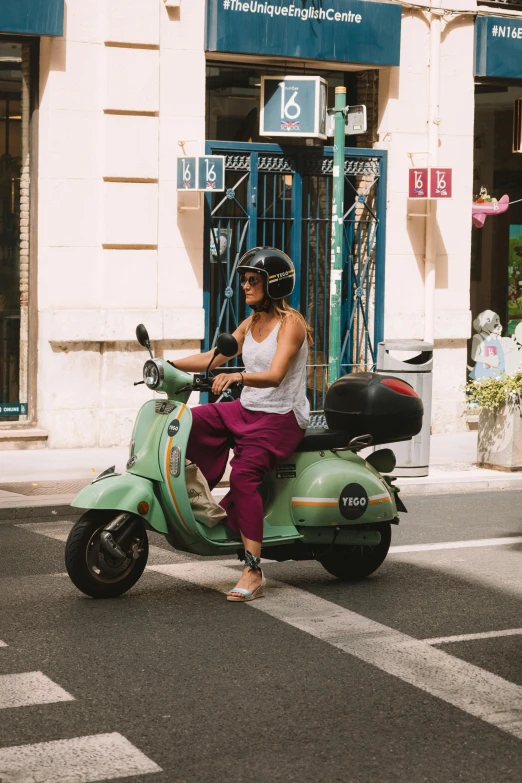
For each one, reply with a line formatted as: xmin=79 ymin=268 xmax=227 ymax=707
xmin=239 ymin=275 xmax=262 ymax=288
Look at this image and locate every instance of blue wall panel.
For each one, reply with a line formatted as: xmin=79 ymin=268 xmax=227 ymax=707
xmin=476 ymin=16 xmax=522 ymax=79
xmin=0 ymin=0 xmax=64 ymax=37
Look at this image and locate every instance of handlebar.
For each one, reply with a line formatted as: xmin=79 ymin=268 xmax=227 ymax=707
xmin=176 ymin=374 xmax=242 ymax=395
xmin=191 ymin=375 xmax=242 ymax=393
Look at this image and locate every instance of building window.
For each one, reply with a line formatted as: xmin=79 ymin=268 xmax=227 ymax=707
xmin=0 ymin=41 xmax=34 ymax=424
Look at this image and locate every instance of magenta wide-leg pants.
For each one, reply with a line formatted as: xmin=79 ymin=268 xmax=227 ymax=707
xmin=186 ymin=399 xmax=305 ymax=543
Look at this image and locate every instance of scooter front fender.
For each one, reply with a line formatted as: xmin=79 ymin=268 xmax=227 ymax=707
xmin=72 ymin=474 xmax=168 ymax=534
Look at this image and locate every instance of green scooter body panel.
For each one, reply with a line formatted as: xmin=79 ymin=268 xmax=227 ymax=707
xmin=156 ymin=402 xmax=201 ymax=550
xmin=124 ymin=362 xmax=192 ymax=483
xmin=126 ymin=399 xmax=163 ymax=481
xmin=71 ymin=473 xmax=168 ymax=534
xmin=264 ymin=448 xmax=396 ymax=531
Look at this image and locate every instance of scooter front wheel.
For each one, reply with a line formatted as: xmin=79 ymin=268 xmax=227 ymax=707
xmin=319 ymin=522 xmax=391 ymax=580
xmin=65 ymin=511 xmax=149 ymax=598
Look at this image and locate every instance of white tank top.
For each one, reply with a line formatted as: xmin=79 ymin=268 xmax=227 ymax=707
xmin=240 ymin=320 xmax=310 ymax=429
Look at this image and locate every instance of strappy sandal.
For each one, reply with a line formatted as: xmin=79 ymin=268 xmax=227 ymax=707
xmin=227 ymin=550 xmax=266 ymax=602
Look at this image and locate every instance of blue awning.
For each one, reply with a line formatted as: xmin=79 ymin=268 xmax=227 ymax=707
xmin=476 ymin=15 xmax=522 ymax=79
xmin=0 ymin=0 xmax=64 ymax=37
xmin=207 ymin=0 xmax=401 ymax=67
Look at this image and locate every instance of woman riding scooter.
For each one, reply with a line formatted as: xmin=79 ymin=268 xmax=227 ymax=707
xmin=171 ymin=247 xmax=313 ymax=602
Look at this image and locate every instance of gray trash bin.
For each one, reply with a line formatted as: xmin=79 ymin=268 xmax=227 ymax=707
xmin=376 ymin=340 xmax=433 ymax=477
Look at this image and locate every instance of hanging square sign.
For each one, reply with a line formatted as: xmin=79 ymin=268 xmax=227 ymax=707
xmin=260 ymin=76 xmax=328 ymax=140
xmin=177 ymin=157 xmax=197 ymax=190
xmin=430 ymin=167 xmax=452 ymax=199
xmin=408 ymin=168 xmax=429 ymax=199
xmin=198 ymin=156 xmax=225 ymax=192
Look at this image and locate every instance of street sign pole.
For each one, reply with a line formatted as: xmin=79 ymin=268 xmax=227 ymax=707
xmin=328 ymin=86 xmax=346 ymax=385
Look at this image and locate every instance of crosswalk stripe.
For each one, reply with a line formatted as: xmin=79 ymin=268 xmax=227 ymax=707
xmin=389 ymin=536 xmax=522 ymax=553
xmin=424 ymin=628 xmax=522 ymax=645
xmin=0 ymin=732 xmax=161 ymax=781
xmin=149 ymin=560 xmax=522 ymax=742
xmin=14 ymin=521 xmax=246 ymax=568
xmin=0 ymin=672 xmax=74 ymax=710
xmin=15 ymin=522 xmax=185 ymax=565
xmin=15 ymin=522 xmax=72 ymax=542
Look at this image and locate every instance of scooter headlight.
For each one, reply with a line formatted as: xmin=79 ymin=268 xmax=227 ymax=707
xmin=143 ymin=359 xmax=163 ymax=390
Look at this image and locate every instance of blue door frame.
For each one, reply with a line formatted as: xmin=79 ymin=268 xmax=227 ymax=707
xmin=204 ymin=140 xmax=387 ymax=411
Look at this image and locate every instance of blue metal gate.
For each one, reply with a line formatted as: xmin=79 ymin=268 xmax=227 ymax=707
xmin=204 ymin=141 xmax=387 ymax=411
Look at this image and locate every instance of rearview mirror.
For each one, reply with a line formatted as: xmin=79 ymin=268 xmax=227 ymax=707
xmin=136 ymin=324 xmax=153 ymax=359
xmin=216 ymin=333 xmax=238 ymax=358
xmin=136 ymin=324 xmax=150 ymax=347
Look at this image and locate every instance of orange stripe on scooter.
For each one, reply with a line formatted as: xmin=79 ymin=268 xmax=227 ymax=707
xmin=368 ymin=496 xmax=389 ymax=505
xmin=165 ymin=404 xmax=189 ymax=532
xmin=291 ymin=501 xmax=337 ymax=507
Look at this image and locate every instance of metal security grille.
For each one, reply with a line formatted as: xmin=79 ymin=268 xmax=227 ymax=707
xmin=204 ymin=141 xmax=387 ymax=410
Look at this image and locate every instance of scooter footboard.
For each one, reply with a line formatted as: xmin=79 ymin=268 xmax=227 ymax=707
xmin=72 ymin=473 xmax=168 ymax=534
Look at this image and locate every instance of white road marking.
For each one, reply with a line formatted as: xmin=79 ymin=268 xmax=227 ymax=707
xmin=16 ymin=521 xmax=72 ymax=542
xmin=389 ymin=536 xmax=522 ymax=553
xmin=15 ymin=522 xmax=189 ymax=565
xmin=425 ymin=628 xmax=522 ymax=645
xmin=150 ymin=560 xmax=522 ymax=742
xmin=0 ymin=640 xmax=7 ymax=647
xmin=0 ymin=732 xmax=161 ymax=782
xmin=0 ymin=672 xmax=75 ymax=710
xmin=146 ymin=546 xmax=186 ymax=565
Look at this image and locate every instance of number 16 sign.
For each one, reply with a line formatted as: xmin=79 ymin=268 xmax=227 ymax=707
xmin=260 ymin=76 xmax=328 ymax=140
xmin=408 ymin=167 xmax=452 ymax=199
xmin=177 ymin=156 xmax=225 ymax=192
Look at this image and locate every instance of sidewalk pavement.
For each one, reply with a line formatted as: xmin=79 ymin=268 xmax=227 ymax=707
xmin=1 ymin=431 xmax=521 ymax=521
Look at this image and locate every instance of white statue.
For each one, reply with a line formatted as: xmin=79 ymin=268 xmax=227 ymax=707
xmin=469 ymin=310 xmax=505 ymax=379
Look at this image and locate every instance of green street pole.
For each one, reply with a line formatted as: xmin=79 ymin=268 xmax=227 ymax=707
xmin=328 ymin=86 xmax=346 ymax=385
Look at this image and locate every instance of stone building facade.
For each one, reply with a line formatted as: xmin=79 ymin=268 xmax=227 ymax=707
xmin=2 ymin=0 xmax=517 ymax=449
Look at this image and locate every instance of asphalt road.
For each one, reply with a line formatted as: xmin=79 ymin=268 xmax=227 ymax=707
xmin=1 ymin=491 xmax=522 ymax=783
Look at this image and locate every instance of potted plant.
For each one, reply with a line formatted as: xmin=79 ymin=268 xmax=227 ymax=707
xmin=466 ymin=372 xmax=522 ymax=470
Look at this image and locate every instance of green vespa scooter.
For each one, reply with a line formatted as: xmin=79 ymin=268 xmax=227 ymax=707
xmin=65 ymin=324 xmax=422 ymax=598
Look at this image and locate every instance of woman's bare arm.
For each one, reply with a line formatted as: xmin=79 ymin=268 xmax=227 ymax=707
xmin=170 ymin=318 xmax=250 ymax=374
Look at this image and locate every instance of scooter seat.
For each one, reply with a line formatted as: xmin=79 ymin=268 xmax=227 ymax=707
xmin=295 ymin=429 xmax=349 ymax=452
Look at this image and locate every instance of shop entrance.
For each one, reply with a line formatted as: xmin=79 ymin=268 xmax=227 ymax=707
xmin=204 ymin=141 xmax=387 ymax=411
xmin=472 ymin=83 xmax=522 ymax=337
xmin=469 ymin=82 xmax=522 ymax=379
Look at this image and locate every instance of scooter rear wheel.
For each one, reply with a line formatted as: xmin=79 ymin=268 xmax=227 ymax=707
xmin=319 ymin=522 xmax=391 ymax=580
xmin=65 ymin=511 xmax=149 ymax=598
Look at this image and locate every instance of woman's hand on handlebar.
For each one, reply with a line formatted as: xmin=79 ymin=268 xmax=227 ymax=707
xmin=212 ymin=372 xmax=243 ymax=396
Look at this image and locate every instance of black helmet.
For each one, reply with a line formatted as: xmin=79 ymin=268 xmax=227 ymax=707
xmin=237 ymin=247 xmax=295 ymax=299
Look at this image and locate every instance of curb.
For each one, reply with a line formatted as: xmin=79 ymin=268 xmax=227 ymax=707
xmin=0 ymin=496 xmax=82 ymax=524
